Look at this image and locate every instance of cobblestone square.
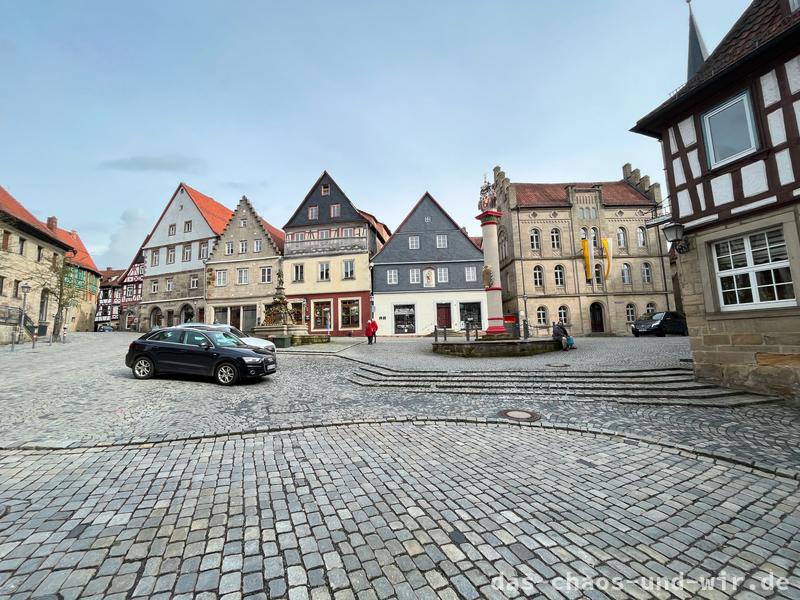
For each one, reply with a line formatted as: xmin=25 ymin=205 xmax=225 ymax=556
xmin=0 ymin=334 xmax=798 ymax=598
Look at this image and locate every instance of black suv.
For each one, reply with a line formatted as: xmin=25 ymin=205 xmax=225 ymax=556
xmin=631 ymin=311 xmax=689 ymax=337
xmin=125 ymin=327 xmax=277 ymax=385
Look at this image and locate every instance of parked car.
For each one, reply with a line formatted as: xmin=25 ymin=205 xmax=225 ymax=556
xmin=631 ymin=311 xmax=688 ymax=337
xmin=177 ymin=322 xmax=276 ymax=353
xmin=97 ymin=324 xmax=114 ymax=332
xmin=125 ymin=327 xmax=277 ymax=385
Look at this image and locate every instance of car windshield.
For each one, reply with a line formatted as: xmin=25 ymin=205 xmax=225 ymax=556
xmin=643 ymin=312 xmax=666 ymax=321
xmin=230 ymin=327 xmax=246 ymax=338
xmin=206 ymin=331 xmax=247 ymax=347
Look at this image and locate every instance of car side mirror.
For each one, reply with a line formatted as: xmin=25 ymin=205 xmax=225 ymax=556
xmin=199 ymin=341 xmax=210 ymax=349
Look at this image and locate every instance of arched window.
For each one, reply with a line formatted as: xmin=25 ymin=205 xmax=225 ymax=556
xmin=499 ymin=230 xmax=508 ymax=261
xmin=536 ymin=306 xmax=548 ymax=326
xmin=591 ymin=227 xmax=600 ymax=248
xmin=637 ymin=227 xmax=647 ymax=247
xmin=580 ymin=227 xmax=588 ymax=241
xmin=642 ymin=262 xmax=653 ymax=284
xmin=646 ymin=302 xmax=657 ymax=314
xmin=550 ymin=228 xmax=561 ymax=250
xmin=554 ymin=265 xmax=565 ymax=287
xmin=533 ymin=266 xmax=544 ymax=288
xmin=530 ymin=228 xmax=541 ymax=251
xmin=625 ymin=303 xmax=637 ymax=323
xmin=594 ymin=263 xmax=604 ymax=284
xmin=617 ymin=227 xmax=627 ymax=248
xmin=558 ymin=305 xmax=569 ymax=325
xmin=621 ymin=263 xmax=632 ymax=285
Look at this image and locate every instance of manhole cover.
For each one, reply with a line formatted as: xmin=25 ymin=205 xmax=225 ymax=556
xmin=498 ymin=409 xmax=541 ymax=422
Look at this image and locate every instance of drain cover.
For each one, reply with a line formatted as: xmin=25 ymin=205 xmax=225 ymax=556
xmin=546 ymin=363 xmax=569 ymax=368
xmin=498 ymin=409 xmax=541 ymax=422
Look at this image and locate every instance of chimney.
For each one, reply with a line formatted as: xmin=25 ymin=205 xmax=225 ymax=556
xmin=46 ymin=216 xmax=58 ymax=231
xmin=622 ymin=163 xmax=632 ymax=179
xmin=640 ymin=175 xmax=651 ymax=191
xmin=629 ymin=169 xmax=641 ymax=186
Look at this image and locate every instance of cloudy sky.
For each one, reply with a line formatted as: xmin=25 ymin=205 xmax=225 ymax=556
xmin=1 ymin=0 xmax=749 ymax=269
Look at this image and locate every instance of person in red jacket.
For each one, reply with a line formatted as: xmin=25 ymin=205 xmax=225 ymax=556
xmin=365 ymin=318 xmax=378 ymax=344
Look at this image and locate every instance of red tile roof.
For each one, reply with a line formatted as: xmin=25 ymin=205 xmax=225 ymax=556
xmin=259 ymin=217 xmax=285 ymax=253
xmin=182 ymin=183 xmax=234 ymax=236
xmin=469 ymin=236 xmax=483 ymax=250
xmin=513 ymin=181 xmax=653 ymax=207
xmin=99 ymin=268 xmax=126 ymax=286
xmin=49 ymin=225 xmax=101 ymax=275
xmin=357 ymin=209 xmax=392 ymax=243
xmin=0 ymin=185 xmax=71 ymax=248
xmin=635 ymin=0 xmax=800 ymax=135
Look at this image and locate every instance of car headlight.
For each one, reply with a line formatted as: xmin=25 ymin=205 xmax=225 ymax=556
xmin=243 ymin=356 xmax=263 ymax=364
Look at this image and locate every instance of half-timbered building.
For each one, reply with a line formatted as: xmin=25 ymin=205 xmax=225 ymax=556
xmin=118 ymin=239 xmax=147 ymax=331
xmin=95 ymin=267 xmax=124 ymax=330
xmin=633 ymin=0 xmax=800 ymax=396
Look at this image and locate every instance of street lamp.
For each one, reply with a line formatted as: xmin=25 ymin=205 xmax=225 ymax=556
xmin=521 ymin=293 xmax=529 ymax=339
xmin=662 ymin=222 xmax=691 ymax=254
xmin=20 ymin=282 xmax=31 ymax=342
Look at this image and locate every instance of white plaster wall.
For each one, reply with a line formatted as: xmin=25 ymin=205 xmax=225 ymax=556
xmin=696 ymin=185 xmax=706 ymax=211
xmin=668 ymin=128 xmax=677 ymax=154
xmin=740 ymin=160 xmax=768 ymax=198
xmin=677 ymin=117 xmax=696 ymax=147
xmin=677 ymin=190 xmax=693 ymax=217
xmin=767 ymin=108 xmax=787 ymax=146
xmin=711 ymin=173 xmax=734 ymax=205
xmin=776 ymin=149 xmax=795 ymax=186
xmin=687 ymin=150 xmax=701 ymax=180
xmin=786 ymin=55 xmax=800 ymax=95
xmin=373 ymin=290 xmax=488 ymax=335
xmin=760 ymin=70 xmax=780 ymax=107
xmin=672 ymin=157 xmax=686 ymax=186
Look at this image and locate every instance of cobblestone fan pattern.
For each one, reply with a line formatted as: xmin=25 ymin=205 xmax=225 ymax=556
xmin=1 ymin=424 xmax=799 ymax=600
xmin=1 ymin=334 xmax=799 ymax=477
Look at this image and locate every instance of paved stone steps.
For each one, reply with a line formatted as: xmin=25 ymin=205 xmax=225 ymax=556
xmin=348 ymin=367 xmax=778 ymax=406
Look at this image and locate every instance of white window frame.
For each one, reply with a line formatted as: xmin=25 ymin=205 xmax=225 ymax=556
xmin=558 ymin=305 xmax=569 ymax=325
xmin=308 ymin=206 xmax=319 ymax=220
xmin=151 ymin=280 xmax=159 ymax=293
xmin=409 ymin=268 xmax=421 ymax=284
xmin=199 ymin=242 xmax=209 ymax=259
xmin=408 ymin=236 xmax=420 ymax=250
xmin=165 ymin=278 xmax=173 ymax=292
xmin=436 ymin=234 xmax=448 ymax=248
xmin=530 ymin=229 xmax=541 ymax=251
xmin=190 ymin=275 xmax=198 ymax=289
xmin=150 ymin=249 xmax=160 ymax=267
xmin=321 ymin=184 xmax=330 ymax=196
xmin=260 ymin=266 xmax=272 ymax=284
xmin=536 ymin=306 xmax=548 ymax=326
xmin=387 ymin=269 xmax=399 ymax=285
xmin=225 ymin=241 xmax=234 ymax=255
xmin=239 ymin=240 xmax=248 ymax=254
xmin=318 ymin=262 xmax=330 ymax=282
xmin=215 ymin=270 xmax=228 ymax=287
xmin=342 ymin=259 xmax=355 ymax=280
xmin=240 ymin=219 xmax=248 ymax=228
xmin=702 ymin=91 xmax=759 ymax=170
xmin=641 ymin=263 xmax=653 ymax=284
xmin=622 ymin=263 xmax=632 ymax=285
xmin=533 ymin=266 xmax=543 ymax=288
xmin=166 ymin=247 xmax=175 ymax=264
xmin=330 ymin=203 xmax=340 ymax=217
xmin=554 ymin=265 xmax=565 ymax=287
xmin=550 ymin=228 xmax=561 ymax=250
xmin=182 ymin=244 xmax=192 ymax=262
xmin=293 ymin=264 xmax=304 ymax=283
xmin=254 ymin=239 xmax=262 ymax=253
xmin=625 ymin=303 xmax=636 ymax=323
xmin=184 ymin=220 xmax=192 ymax=233
xmin=236 ymin=268 xmax=249 ymax=285
xmin=437 ymin=267 xmax=449 ymax=283
xmin=712 ymin=228 xmax=796 ymax=311
xmin=637 ymin=227 xmax=647 ymax=248
xmin=168 ymin=224 xmax=176 ymax=236
xmin=465 ymin=266 xmax=477 ymax=282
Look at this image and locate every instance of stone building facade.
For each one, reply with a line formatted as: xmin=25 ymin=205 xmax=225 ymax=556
xmin=0 ymin=186 xmax=72 ymax=343
xmin=204 ymin=196 xmax=285 ymax=333
xmin=139 ymin=183 xmax=233 ymax=330
xmin=493 ymin=164 xmax=673 ymax=336
xmin=633 ymin=0 xmax=800 ymax=397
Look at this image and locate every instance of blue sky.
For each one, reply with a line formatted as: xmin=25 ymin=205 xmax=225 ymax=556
xmin=0 ymin=0 xmax=749 ymax=268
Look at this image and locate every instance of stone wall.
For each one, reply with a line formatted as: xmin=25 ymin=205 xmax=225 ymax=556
xmin=676 ymin=205 xmax=800 ymax=398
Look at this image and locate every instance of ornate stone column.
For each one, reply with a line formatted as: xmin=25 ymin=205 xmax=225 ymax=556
xmin=476 ymin=181 xmax=507 ymax=336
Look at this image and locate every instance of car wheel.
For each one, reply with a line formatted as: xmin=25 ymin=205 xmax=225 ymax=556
xmin=215 ymin=362 xmax=239 ymax=386
xmin=681 ymin=327 xmax=689 ymax=336
xmin=132 ymin=357 xmax=154 ymax=380
xmin=656 ymin=328 xmax=666 ymax=337
xmin=633 ymin=331 xmax=640 ymax=338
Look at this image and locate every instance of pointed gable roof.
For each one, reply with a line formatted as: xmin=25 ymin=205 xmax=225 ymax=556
xmin=512 ymin=180 xmax=654 ymax=207
xmin=181 ymin=183 xmax=234 ymax=235
xmin=373 ymin=192 xmax=483 ymax=261
xmin=48 ymin=225 xmax=101 ymax=275
xmin=634 ymin=0 xmax=800 ymax=136
xmin=0 ymin=185 xmax=73 ymax=250
xmin=213 ymin=195 xmax=286 ymax=255
xmin=284 ymin=171 xmax=366 ymax=229
xmin=119 ymin=233 xmax=150 ymax=284
xmin=260 ymin=218 xmax=285 ymax=253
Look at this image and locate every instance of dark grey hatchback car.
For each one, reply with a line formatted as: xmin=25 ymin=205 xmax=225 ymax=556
xmin=631 ymin=311 xmax=689 ymax=337
xmin=125 ymin=327 xmax=277 ymax=385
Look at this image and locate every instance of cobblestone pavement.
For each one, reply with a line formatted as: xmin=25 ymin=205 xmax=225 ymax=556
xmin=1 ymin=334 xmax=800 ymax=598
xmin=1 ymin=424 xmax=799 ymax=600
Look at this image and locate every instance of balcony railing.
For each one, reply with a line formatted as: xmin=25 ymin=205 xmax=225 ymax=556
xmin=284 ymin=236 xmax=368 ymax=257
xmin=644 ymin=201 xmax=672 ymax=228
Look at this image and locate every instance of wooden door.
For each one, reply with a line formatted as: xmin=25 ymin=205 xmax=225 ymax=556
xmin=436 ymin=303 xmax=452 ymax=328
xmin=589 ymin=303 xmax=604 ymax=332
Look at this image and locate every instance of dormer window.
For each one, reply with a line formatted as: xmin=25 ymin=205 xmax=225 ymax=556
xmin=321 ymin=184 xmax=330 ymax=196
xmin=308 ymin=206 xmax=319 ymax=220
xmin=702 ymin=91 xmax=758 ymax=169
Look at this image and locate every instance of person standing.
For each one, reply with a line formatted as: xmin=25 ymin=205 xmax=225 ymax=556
xmin=365 ymin=318 xmax=377 ymax=344
xmin=369 ymin=318 xmax=378 ymax=344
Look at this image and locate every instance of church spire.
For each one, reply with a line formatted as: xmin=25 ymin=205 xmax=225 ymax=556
xmin=687 ymin=0 xmax=709 ymax=81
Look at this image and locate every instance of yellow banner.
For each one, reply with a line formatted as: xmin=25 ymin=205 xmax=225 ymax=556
xmin=602 ymin=238 xmax=612 ymax=279
xmin=581 ymin=239 xmax=592 ymax=280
